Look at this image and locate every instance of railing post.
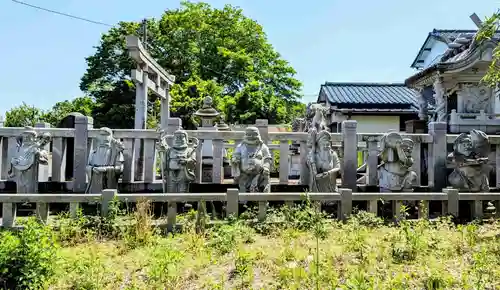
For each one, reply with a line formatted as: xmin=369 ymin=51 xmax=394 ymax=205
xmin=428 ymin=122 xmax=447 ymax=191
xmin=100 ymin=189 xmax=117 ymax=217
xmin=444 ymin=188 xmax=459 ymax=217
xmin=166 ymin=118 xmax=182 ymax=135
xmin=255 ymin=119 xmax=269 ymax=144
xmin=226 ymin=188 xmax=239 ymax=217
xmin=212 ymin=139 xmax=224 ymax=183
xmin=2 ymin=203 xmax=15 ymax=228
xmin=258 ymin=201 xmax=267 ymax=221
xmin=36 ymin=202 xmax=49 ymax=224
xmin=342 ymin=121 xmax=358 ymax=191
xmin=167 ymin=201 xmax=177 ymax=233
xmin=70 ymin=202 xmax=80 ymax=219
xmin=366 ymin=137 xmax=378 ymax=186
xmin=339 ymin=188 xmax=352 ymax=221
xmin=73 ymin=115 xmax=93 ymax=192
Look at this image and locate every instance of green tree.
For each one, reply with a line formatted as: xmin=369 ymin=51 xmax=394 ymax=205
xmin=80 ymin=1 xmax=305 ymax=129
xmin=42 ymin=96 xmax=96 ymax=126
xmin=4 ymin=97 xmax=96 ymax=128
xmin=4 ymin=103 xmax=45 ymax=127
xmin=476 ymin=10 xmax=500 ymax=85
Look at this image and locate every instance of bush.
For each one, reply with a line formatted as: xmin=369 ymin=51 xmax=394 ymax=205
xmin=0 ymin=218 xmax=59 ymax=289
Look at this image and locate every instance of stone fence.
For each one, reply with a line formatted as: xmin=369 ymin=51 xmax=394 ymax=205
xmin=1 ymin=117 xmax=500 ymax=192
xmin=2 ymin=189 xmax=500 ymax=229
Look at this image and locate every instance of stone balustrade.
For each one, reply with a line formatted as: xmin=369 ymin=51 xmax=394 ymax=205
xmin=2 ymin=117 xmax=500 ymax=192
xmin=2 ymin=189 xmax=500 ymax=229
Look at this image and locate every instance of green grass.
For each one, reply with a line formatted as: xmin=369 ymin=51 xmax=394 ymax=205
xmin=2 ymin=201 xmax=500 ymax=289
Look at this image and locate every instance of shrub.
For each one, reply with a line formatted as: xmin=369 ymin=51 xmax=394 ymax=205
xmin=0 ymin=218 xmax=59 ymax=289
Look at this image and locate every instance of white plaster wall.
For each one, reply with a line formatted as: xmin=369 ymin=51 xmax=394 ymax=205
xmin=423 ymin=41 xmax=449 ymax=69
xmin=350 ymin=115 xmax=401 ymax=133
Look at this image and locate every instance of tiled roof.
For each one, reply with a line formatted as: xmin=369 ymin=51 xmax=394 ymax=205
xmin=411 ymin=29 xmax=478 ymax=69
xmin=318 ymin=82 xmax=420 ymax=110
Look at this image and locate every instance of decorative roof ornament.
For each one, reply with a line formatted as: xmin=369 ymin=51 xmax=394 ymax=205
xmin=448 ymin=42 xmax=462 ymax=49
xmin=216 ymin=114 xmax=231 ymax=131
xmin=455 ymin=37 xmax=470 ymax=45
xmin=194 ymin=96 xmax=220 ymax=118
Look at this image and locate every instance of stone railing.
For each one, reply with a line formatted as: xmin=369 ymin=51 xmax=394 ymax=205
xmin=2 ymin=189 xmax=500 ymax=228
xmin=1 ymin=117 xmax=500 ymax=192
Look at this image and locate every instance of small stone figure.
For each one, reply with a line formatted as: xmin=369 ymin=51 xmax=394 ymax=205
xmin=307 ymin=129 xmax=340 ymax=192
xmin=448 ymin=130 xmax=490 ymax=192
xmin=157 ymin=129 xmax=198 ymax=193
xmin=231 ymin=127 xmax=272 ymax=193
xmin=378 ymin=132 xmax=418 ymax=192
xmin=85 ymin=127 xmax=124 ymax=193
xmin=8 ymin=126 xmax=51 ymax=193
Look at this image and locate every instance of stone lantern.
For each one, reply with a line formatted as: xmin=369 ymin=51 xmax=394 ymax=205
xmin=194 ymin=96 xmax=220 ymax=182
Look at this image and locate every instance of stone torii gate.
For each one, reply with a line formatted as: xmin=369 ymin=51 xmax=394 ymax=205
xmin=126 ymin=35 xmax=177 ymax=181
xmin=126 ymin=35 xmax=176 ymax=129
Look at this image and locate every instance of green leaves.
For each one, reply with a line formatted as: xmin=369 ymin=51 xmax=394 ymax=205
xmin=80 ymin=1 xmax=305 ymax=128
xmin=4 ymin=97 xmax=96 ymax=128
xmin=475 ymin=10 xmax=500 ymax=86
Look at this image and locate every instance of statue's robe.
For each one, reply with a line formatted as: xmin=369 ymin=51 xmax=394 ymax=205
xmin=162 ymin=146 xmax=196 ymax=193
xmin=86 ymin=144 xmax=124 ymax=193
xmin=233 ymin=142 xmax=271 ymax=193
xmin=307 ymin=149 xmax=340 ymax=193
xmin=10 ymin=142 xmax=48 ymax=193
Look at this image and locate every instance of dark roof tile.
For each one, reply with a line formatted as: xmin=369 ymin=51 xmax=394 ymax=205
xmin=319 ymin=83 xmax=420 ymax=109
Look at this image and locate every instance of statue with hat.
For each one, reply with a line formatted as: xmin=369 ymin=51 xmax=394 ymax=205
xmin=157 ymin=129 xmax=199 ymax=193
xmin=378 ymin=131 xmax=418 ymax=192
xmin=231 ymin=127 xmax=272 ymax=193
xmin=306 ymin=128 xmax=340 ymax=193
xmin=85 ymin=127 xmax=124 ymax=193
xmin=448 ymin=129 xmax=490 ymax=192
xmin=8 ymin=126 xmax=51 ymax=193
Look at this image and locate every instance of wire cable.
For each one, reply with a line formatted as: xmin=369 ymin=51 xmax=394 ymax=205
xmin=11 ymin=0 xmax=113 ymax=27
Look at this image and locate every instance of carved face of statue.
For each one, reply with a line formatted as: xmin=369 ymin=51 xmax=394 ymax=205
xmin=400 ymin=140 xmax=413 ymax=156
xmin=244 ymin=127 xmax=261 ymax=145
xmin=173 ymin=132 xmax=188 ymax=148
xmin=317 ymin=137 xmax=331 ymax=151
xmin=457 ymin=138 xmax=473 ymax=156
xmin=22 ymin=133 xmax=36 ymax=144
xmin=97 ymin=132 xmax=112 ymax=146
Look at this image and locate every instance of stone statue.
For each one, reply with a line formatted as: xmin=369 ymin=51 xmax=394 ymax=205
xmin=85 ymin=127 xmax=125 ymax=193
xmin=378 ymin=132 xmax=418 ymax=192
xmin=8 ymin=126 xmax=51 ymax=193
xmin=291 ymin=103 xmax=328 ymax=133
xmin=307 ymin=129 xmax=340 ymax=192
xmin=157 ymin=129 xmax=198 ymax=193
xmin=231 ymin=127 xmax=272 ymax=193
xmin=448 ymin=130 xmax=490 ymax=192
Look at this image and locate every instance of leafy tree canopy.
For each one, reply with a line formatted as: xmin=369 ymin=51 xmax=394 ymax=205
xmin=476 ymin=10 xmax=500 ymax=85
xmin=80 ymin=1 xmax=305 ymax=129
xmin=4 ymin=97 xmax=96 ymax=127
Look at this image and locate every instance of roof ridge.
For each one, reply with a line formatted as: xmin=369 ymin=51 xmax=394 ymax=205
xmin=432 ymin=29 xmax=477 ymax=33
xmin=323 ymin=82 xmax=406 ymax=87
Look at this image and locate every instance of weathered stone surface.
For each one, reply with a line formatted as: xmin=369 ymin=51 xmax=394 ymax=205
xmin=378 ymin=131 xmax=417 ymax=192
xmin=157 ymin=129 xmax=199 ymax=193
xmin=231 ymin=127 xmax=272 ymax=193
xmin=307 ymin=129 xmax=340 ymax=193
xmin=86 ymin=127 xmax=125 ymax=193
xmin=448 ymin=129 xmax=490 ymax=192
xmin=8 ymin=126 xmax=51 ymax=193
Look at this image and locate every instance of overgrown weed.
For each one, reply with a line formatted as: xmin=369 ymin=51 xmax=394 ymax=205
xmin=5 ymin=198 xmax=500 ymax=289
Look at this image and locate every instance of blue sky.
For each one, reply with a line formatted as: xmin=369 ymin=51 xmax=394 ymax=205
xmin=0 ymin=0 xmax=498 ymax=116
